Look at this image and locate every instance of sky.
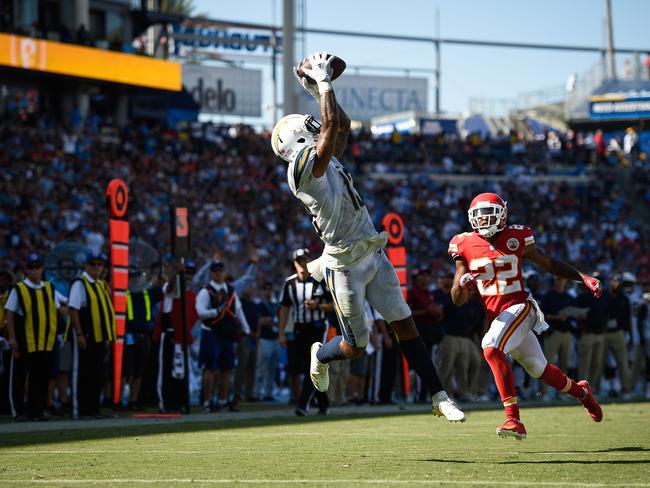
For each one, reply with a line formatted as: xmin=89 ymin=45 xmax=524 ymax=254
xmin=192 ymin=0 xmax=650 ymax=124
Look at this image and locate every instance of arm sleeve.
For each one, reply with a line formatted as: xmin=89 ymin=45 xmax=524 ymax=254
xmin=280 ymin=282 xmax=292 ymax=307
xmin=233 ymin=262 xmax=257 ymax=295
xmin=523 ymin=226 xmax=535 ymax=247
xmin=195 ymin=289 xmax=218 ymax=320
xmin=190 ymin=261 xmax=211 ymax=292
xmin=4 ymin=289 xmax=19 ymax=313
xmin=234 ymin=294 xmax=250 ymax=334
xmin=68 ymin=281 xmax=85 ymax=310
xmin=448 ymin=234 xmax=463 ymax=261
xmin=54 ymin=290 xmax=68 ymax=308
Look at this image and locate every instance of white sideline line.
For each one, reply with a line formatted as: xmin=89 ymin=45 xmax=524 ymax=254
xmin=0 ymin=480 xmax=648 ymax=487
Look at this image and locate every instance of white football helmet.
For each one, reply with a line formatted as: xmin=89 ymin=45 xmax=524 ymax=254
xmin=468 ymin=192 xmax=508 ymax=238
xmin=271 ymin=114 xmax=320 ymax=163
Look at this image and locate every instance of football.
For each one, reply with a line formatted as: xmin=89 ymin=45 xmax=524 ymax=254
xmin=297 ymin=55 xmax=346 ymax=84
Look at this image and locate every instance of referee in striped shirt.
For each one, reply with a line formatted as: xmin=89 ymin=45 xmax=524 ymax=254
xmin=278 ymin=248 xmax=334 ymax=416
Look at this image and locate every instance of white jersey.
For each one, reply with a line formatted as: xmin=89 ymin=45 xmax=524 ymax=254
xmin=288 ymin=145 xmax=387 ymax=273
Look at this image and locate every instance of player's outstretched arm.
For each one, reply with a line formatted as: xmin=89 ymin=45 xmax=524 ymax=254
xmin=300 ymin=52 xmax=339 ymax=177
xmin=523 ymin=244 xmax=602 ymax=297
xmin=451 ymin=259 xmax=472 ymax=306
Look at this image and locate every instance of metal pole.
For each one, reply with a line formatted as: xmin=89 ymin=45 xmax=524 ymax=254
xmin=605 ymin=0 xmax=616 ymax=80
xmin=435 ymin=41 xmax=440 ymax=114
xmin=435 ymin=7 xmax=441 ymax=114
xmin=271 ymin=31 xmax=278 ymax=125
xmin=282 ymin=0 xmax=296 ymax=115
xmin=179 ymin=257 xmax=191 ymax=414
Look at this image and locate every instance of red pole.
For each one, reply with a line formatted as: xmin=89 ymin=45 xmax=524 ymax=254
xmin=106 ymin=179 xmax=129 ymax=406
xmin=381 ymin=213 xmax=410 ymax=396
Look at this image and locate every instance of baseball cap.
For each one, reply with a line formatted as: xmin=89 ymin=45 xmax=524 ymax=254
xmin=413 ymin=267 xmax=431 ymax=277
xmin=185 ymin=259 xmax=197 ymax=271
xmin=210 ymin=260 xmax=225 ymax=271
xmin=292 ymin=248 xmax=310 ymax=261
xmin=26 ymin=254 xmax=44 ymax=267
xmin=85 ymin=252 xmax=107 ymax=265
xmin=621 ymin=272 xmax=636 ymax=284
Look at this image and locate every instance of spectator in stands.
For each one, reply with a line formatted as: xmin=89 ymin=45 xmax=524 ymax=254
xmin=624 ymin=127 xmax=639 ymax=164
xmin=540 ymin=277 xmax=580 ymax=399
xmin=75 ymin=24 xmax=90 ymax=46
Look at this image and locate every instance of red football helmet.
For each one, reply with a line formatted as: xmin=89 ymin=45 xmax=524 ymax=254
xmin=468 ymin=192 xmax=508 ymax=237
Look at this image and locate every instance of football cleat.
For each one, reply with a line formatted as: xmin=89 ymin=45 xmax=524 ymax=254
xmin=496 ymin=418 xmax=527 ymax=440
xmin=432 ymin=391 xmax=466 ymax=422
xmin=577 ymin=380 xmax=603 ymax=422
xmin=309 ymin=342 xmax=329 ymax=392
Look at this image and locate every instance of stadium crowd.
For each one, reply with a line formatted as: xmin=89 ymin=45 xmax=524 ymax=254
xmin=0 ymin=112 xmax=649 ymax=420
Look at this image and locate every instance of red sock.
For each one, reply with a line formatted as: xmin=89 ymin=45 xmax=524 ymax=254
xmin=484 ymin=347 xmax=519 ymax=419
xmin=540 ymin=363 xmax=585 ymax=400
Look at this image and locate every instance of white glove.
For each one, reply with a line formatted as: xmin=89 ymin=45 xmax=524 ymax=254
xmin=459 ymin=272 xmax=477 ymax=289
xmin=294 ymin=65 xmax=320 ymax=102
xmin=300 ymin=52 xmax=334 ymax=93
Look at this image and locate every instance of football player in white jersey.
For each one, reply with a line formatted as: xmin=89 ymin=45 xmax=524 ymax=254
xmin=270 ymin=52 xmax=464 ymax=422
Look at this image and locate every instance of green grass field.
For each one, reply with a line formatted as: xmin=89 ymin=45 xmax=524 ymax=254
xmin=1 ymin=402 xmax=649 ymax=487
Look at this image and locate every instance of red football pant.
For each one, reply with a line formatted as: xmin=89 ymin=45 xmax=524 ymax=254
xmin=484 ymin=347 xmax=519 ymax=420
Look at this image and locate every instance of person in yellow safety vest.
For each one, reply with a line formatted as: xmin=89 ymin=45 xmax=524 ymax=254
xmin=0 ymin=269 xmax=14 ymax=409
xmin=123 ymin=273 xmax=161 ymax=410
xmin=0 ymin=269 xmax=14 ymax=416
xmin=4 ymin=254 xmax=68 ymax=421
xmin=68 ymin=252 xmax=115 ymax=419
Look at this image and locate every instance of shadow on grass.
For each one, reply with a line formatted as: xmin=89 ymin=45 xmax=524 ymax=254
xmin=423 ymin=458 xmax=650 ymax=465
xmin=0 ymin=409 xmax=423 ymax=448
xmin=423 ymin=446 xmax=650 ymax=465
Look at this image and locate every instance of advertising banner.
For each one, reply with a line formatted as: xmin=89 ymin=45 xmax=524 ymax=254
xmin=590 ymin=95 xmax=650 ymax=120
xmin=298 ymin=74 xmax=428 ymax=122
xmin=0 ymin=34 xmax=181 ymax=91
xmin=183 ymin=64 xmax=262 ymax=116
xmin=172 ymin=24 xmax=275 ymax=57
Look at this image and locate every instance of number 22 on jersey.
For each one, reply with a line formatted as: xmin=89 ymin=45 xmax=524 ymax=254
xmin=469 ymin=255 xmax=522 ymax=296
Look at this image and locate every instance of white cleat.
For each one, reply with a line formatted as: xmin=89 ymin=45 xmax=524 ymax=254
xmin=309 ymin=342 xmax=329 ymax=392
xmin=432 ymin=391 xmax=466 ymax=422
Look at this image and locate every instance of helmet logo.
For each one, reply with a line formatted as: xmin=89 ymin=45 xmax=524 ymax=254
xmin=507 ymin=238 xmax=520 ymax=251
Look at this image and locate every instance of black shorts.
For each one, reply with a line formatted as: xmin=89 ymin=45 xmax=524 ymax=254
xmin=123 ymin=333 xmax=152 ymax=378
xmin=287 ymin=322 xmax=326 ymax=375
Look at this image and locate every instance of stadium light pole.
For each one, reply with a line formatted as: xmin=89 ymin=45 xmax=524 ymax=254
xmin=434 ymin=8 xmax=441 ymax=114
xmin=605 ymin=0 xmax=617 ymax=80
xmin=282 ymin=0 xmax=297 ymax=115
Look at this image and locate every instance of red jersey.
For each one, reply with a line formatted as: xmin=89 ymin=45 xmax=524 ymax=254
xmin=448 ymin=225 xmax=535 ymax=321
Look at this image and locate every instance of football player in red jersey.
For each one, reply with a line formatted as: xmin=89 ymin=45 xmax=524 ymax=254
xmin=448 ymin=192 xmax=603 ymax=439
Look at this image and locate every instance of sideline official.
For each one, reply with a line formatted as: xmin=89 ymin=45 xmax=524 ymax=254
xmin=278 ymin=249 xmax=333 ymax=416
xmin=68 ymin=252 xmax=115 ymax=418
xmin=5 ymin=254 xmax=67 ymax=420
